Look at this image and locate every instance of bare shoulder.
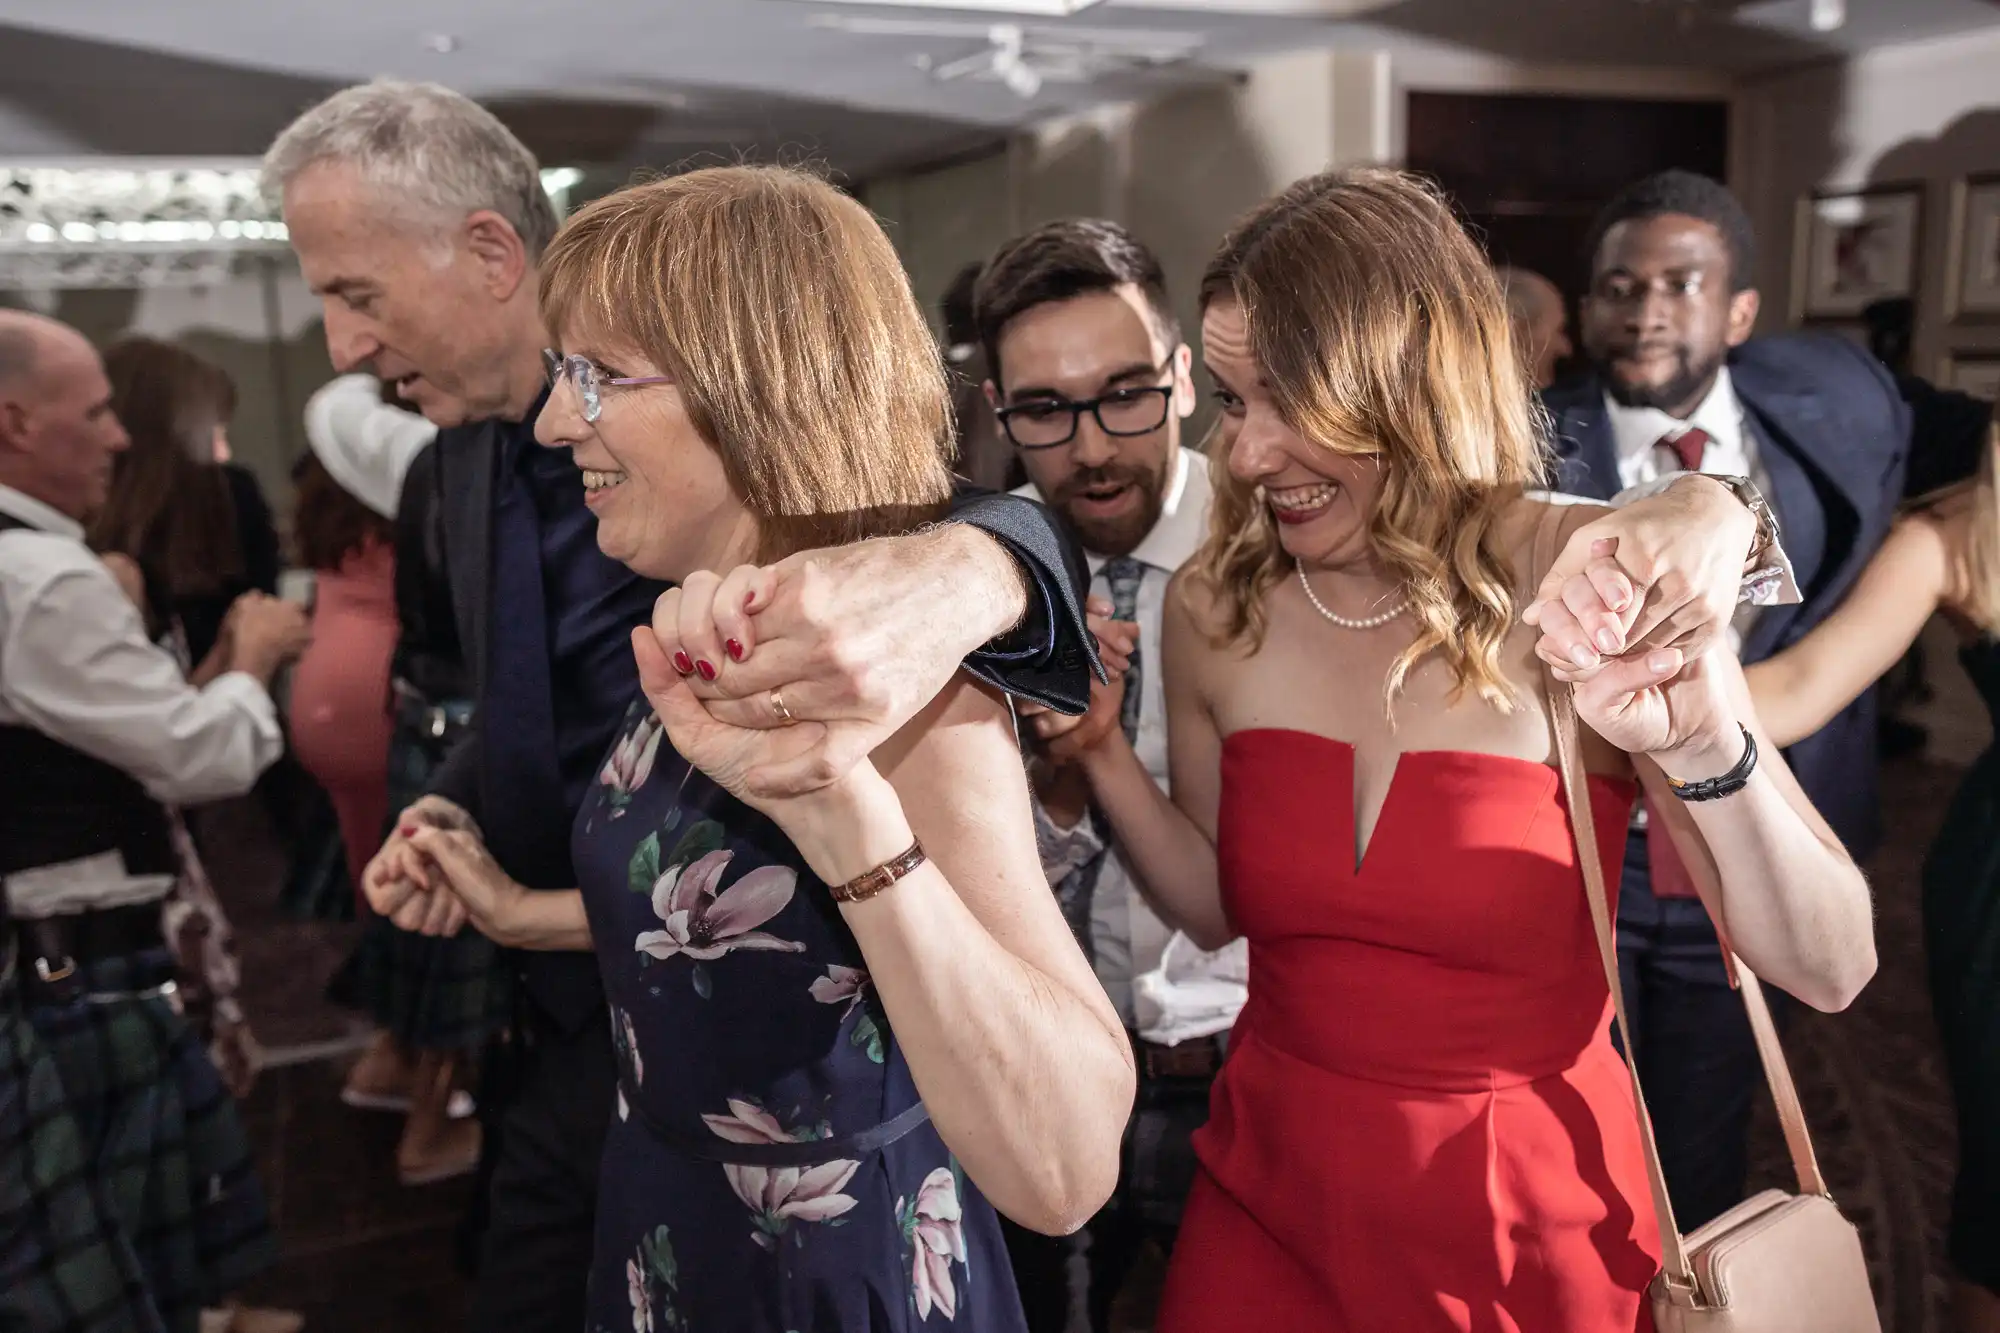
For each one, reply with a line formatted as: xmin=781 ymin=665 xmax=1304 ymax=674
xmin=1895 ymin=504 xmax=1970 ymax=610
xmin=1496 ymin=494 xmax=1611 ymax=586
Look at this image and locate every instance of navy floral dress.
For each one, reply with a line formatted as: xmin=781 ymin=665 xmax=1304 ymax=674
xmin=574 ymin=697 xmax=1030 ymax=1333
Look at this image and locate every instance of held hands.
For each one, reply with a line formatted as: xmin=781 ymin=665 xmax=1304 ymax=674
xmin=633 ymin=527 xmax=1022 ymax=798
xmin=1523 ymin=475 xmax=1756 ymax=672
xmin=1562 ymin=643 xmax=1742 ymax=776
xmin=359 ymin=795 xmax=480 ymax=937
xmin=399 ymin=825 xmax=530 ymax=945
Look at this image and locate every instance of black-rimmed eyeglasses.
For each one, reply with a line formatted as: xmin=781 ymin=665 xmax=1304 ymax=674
xmin=995 ymin=378 xmax=1175 ymax=450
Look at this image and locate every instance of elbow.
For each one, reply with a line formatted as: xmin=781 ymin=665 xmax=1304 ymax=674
xmin=1182 ymin=916 xmax=1238 ymax=954
xmin=1013 ymin=1040 xmax=1136 ymax=1237
xmin=1798 ymin=940 xmax=1877 ymax=1014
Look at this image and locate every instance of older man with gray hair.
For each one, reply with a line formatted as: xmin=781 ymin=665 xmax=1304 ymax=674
xmin=266 ymin=81 xmax=1098 ymax=1329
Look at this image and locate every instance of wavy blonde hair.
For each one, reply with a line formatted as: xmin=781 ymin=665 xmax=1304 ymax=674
xmin=1188 ymin=168 xmax=1549 ymax=714
xmin=539 ymin=164 xmax=954 ymax=561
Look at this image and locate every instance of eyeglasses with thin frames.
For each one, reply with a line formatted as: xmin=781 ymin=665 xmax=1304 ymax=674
xmin=994 ymin=361 xmax=1177 ymax=450
xmin=543 ymin=349 xmax=672 ymax=423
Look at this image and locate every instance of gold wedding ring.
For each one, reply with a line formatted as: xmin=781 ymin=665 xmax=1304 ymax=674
xmin=770 ymin=689 xmax=796 ymax=726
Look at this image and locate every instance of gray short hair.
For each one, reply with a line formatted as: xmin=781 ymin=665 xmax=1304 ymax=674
xmin=264 ymin=80 xmax=558 ymax=257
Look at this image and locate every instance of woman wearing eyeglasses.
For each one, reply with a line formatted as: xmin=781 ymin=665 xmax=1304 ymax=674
xmin=393 ymin=165 xmax=1133 ymax=1332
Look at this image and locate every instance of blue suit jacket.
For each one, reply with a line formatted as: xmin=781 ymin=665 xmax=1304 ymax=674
xmin=1543 ymin=332 xmax=1911 ymax=857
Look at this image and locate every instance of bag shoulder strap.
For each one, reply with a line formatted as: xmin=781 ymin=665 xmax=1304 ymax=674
xmin=1526 ymin=505 xmax=1831 ymax=1289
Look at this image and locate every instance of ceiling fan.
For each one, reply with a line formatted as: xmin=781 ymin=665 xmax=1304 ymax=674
xmin=807 ymin=13 xmax=1206 ymax=99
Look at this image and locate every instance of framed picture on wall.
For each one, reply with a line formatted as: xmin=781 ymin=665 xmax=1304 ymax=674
xmin=1945 ymin=172 xmax=2000 ymax=323
xmin=1792 ymin=183 xmax=1923 ymax=321
xmin=1940 ymin=351 xmax=2000 ymax=403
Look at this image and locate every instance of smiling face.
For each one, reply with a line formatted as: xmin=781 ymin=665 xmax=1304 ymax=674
xmin=1581 ymin=212 xmax=1759 ymax=417
xmin=284 ymin=160 xmax=525 ymax=427
xmin=989 ymin=285 xmax=1192 ymax=558
xmin=533 ymin=328 xmax=756 ymax=582
xmin=1202 ymin=297 xmax=1383 ymax=574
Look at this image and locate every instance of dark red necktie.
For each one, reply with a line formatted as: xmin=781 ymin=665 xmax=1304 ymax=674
xmin=1644 ymin=423 xmax=1712 ymax=899
xmin=1659 ymin=425 xmax=1710 ymax=475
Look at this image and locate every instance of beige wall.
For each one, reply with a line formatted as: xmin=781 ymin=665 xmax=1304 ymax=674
xmin=862 ymin=48 xmax=1395 ymax=435
xmin=1733 ymin=26 xmax=2000 ymax=377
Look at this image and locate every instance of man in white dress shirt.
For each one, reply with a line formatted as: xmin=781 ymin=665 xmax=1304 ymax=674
xmin=975 ymin=219 xmax=1231 ymax=1333
xmin=1545 ymin=169 xmax=1919 ymax=1232
xmin=0 ymin=311 xmax=308 ymax=1333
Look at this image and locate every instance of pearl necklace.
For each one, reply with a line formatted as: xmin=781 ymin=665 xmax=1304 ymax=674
xmin=1297 ymin=565 xmax=1408 ymax=630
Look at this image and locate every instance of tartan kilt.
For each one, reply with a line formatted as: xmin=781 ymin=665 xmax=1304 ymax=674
xmin=22 ymin=946 xmax=276 ymax=1333
xmin=341 ymin=710 xmax=510 ymax=1053
xmin=1 ymin=966 xmax=164 ymax=1333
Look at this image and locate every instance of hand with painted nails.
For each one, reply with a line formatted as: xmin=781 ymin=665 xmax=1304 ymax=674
xmin=1522 ymin=474 xmax=1757 ymax=669
xmin=634 ymin=526 xmax=1031 ymax=798
xmin=360 ymin=794 xmax=478 ymax=935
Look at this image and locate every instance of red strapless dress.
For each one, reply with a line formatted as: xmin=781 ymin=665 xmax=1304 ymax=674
xmin=1158 ymin=729 xmax=1661 ymax=1332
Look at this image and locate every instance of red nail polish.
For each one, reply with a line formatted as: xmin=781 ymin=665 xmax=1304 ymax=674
xmin=398 ymin=824 xmax=417 ymax=838
xmin=696 ymin=659 xmax=717 ymax=681
xmin=672 ymin=651 xmax=694 ymax=675
xmin=726 ymin=639 xmax=744 ymax=662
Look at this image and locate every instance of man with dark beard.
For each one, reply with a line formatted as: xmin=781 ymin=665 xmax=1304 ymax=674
xmin=974 ymin=219 xmax=1231 ymax=1332
xmin=1544 ymin=169 xmax=1917 ymax=1233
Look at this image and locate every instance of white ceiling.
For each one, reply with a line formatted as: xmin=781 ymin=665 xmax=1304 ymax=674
xmin=0 ymin=0 xmax=1994 ymax=178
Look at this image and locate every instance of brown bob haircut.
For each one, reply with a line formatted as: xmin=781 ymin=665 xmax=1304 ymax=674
xmin=537 ymin=164 xmax=954 ymax=559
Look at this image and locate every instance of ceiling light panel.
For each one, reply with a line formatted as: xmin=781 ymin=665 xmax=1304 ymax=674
xmin=799 ymin=0 xmax=1107 ymax=13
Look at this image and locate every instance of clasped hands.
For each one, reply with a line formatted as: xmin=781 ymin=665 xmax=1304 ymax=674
xmin=365 ymin=527 xmax=1027 ymax=928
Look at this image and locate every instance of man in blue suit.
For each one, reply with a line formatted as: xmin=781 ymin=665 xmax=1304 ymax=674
xmin=1546 ymin=170 xmax=1912 ymax=1231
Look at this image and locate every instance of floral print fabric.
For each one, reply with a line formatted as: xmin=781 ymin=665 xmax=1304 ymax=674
xmin=576 ymin=697 xmax=1024 ymax=1332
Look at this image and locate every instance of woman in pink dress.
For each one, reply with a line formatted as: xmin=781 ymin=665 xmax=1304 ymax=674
xmin=285 ymin=454 xmax=398 ymax=909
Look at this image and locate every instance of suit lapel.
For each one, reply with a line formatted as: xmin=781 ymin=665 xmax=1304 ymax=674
xmin=1732 ymin=358 xmax=1869 ymax=662
xmin=436 ymin=421 xmax=498 ymax=699
xmin=1738 ymin=409 xmax=1821 ymax=661
xmin=1545 ymin=385 xmax=1622 ymax=501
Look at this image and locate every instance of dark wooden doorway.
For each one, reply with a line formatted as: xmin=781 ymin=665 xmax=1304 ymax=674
xmin=1405 ymin=91 xmax=1729 ymax=379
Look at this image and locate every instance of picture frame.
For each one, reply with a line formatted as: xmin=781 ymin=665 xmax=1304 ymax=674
xmin=1944 ymin=171 xmax=2000 ymax=323
xmin=1940 ymin=351 xmax=2000 ymax=403
xmin=1791 ymin=183 xmax=1923 ymax=322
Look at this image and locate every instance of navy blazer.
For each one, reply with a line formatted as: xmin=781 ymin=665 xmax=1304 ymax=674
xmin=1542 ymin=333 xmax=1911 ymax=856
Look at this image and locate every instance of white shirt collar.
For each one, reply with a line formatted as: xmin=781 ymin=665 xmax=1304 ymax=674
xmin=1603 ymin=364 xmax=1745 ymax=467
xmin=0 ymin=482 xmax=84 ymax=540
xmin=1013 ymin=447 xmax=1212 ymax=575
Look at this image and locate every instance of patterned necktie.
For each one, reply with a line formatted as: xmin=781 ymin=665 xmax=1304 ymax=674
xmin=1644 ymin=424 xmax=1712 ymax=901
xmin=1102 ymin=555 xmax=1145 ymax=744
xmin=1048 ymin=555 xmax=1148 ymax=965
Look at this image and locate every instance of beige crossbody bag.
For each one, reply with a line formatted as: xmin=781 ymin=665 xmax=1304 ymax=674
xmin=1533 ymin=513 xmax=1880 ymax=1331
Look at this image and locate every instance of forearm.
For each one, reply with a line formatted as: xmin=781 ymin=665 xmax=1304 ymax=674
xmin=785 ymin=773 xmax=1132 ymax=1234
xmin=1652 ymin=741 xmax=1876 ymax=1011
xmin=1741 ymin=659 xmax=1832 ymax=749
xmin=187 ymin=643 xmax=232 ymax=689
xmin=1079 ymin=739 xmax=1232 ymax=949
xmin=488 ymin=887 xmax=593 ymax=952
